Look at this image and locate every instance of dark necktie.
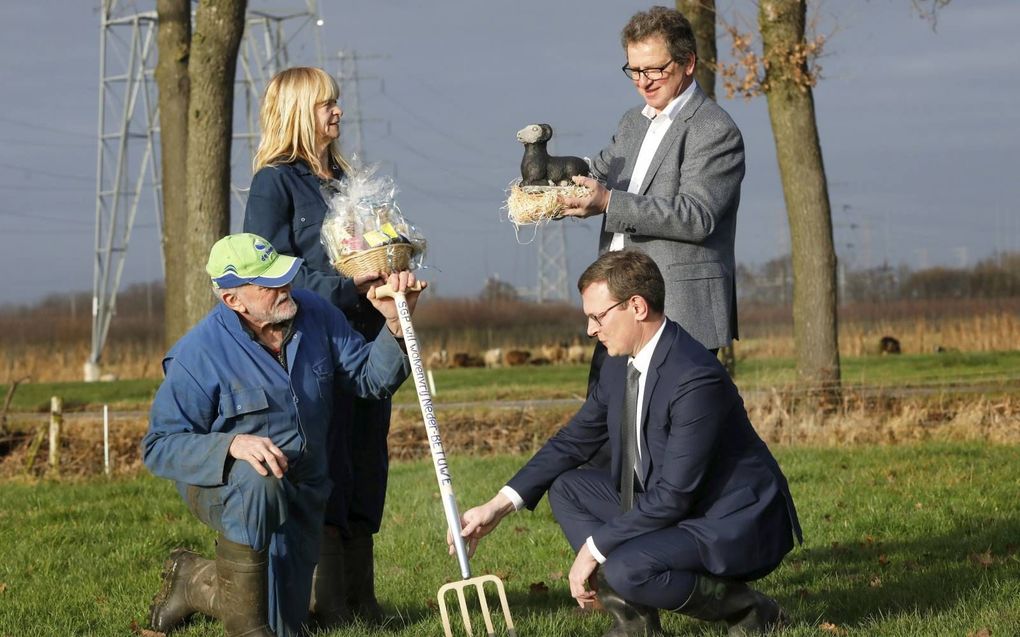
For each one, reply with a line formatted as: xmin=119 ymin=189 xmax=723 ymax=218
xmin=619 ymin=363 xmax=641 ymax=512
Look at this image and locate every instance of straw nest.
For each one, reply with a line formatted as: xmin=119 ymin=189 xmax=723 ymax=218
xmin=505 ymin=180 xmax=591 ymax=225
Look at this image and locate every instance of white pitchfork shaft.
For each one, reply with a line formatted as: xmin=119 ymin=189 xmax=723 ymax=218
xmin=383 ymin=287 xmax=472 ymax=579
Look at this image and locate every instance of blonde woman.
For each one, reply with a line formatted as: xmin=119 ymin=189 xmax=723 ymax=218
xmin=243 ymin=66 xmax=392 ymax=629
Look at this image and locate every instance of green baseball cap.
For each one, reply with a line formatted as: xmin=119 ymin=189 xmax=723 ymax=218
xmin=206 ymin=233 xmax=302 ymax=289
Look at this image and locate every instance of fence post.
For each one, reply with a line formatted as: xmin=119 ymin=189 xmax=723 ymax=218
xmin=48 ymin=396 xmax=62 ymax=476
xmin=103 ymin=404 xmax=111 ymax=477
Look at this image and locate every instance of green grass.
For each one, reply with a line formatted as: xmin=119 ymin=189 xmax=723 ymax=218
xmin=3 ymin=351 xmax=1019 ymax=415
xmin=1 ymin=444 xmax=1019 ymax=635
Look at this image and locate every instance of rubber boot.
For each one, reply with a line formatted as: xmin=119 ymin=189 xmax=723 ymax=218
xmin=308 ymin=526 xmax=352 ymax=629
xmin=215 ymin=536 xmax=276 ymax=637
xmin=343 ymin=534 xmax=384 ymax=624
xmin=148 ymin=548 xmax=219 ymax=633
xmin=595 ymin=571 xmax=664 ymax=637
xmin=677 ymin=574 xmax=787 ymax=636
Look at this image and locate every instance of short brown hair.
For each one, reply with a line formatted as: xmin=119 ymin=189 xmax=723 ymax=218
xmin=578 ymin=250 xmax=665 ymax=314
xmin=621 ymin=6 xmax=697 ymax=66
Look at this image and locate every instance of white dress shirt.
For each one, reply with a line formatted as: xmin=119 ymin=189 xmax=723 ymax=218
xmin=608 ymin=80 xmax=698 ymax=252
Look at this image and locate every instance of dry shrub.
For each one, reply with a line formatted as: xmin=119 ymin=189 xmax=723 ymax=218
xmin=0 ymin=412 xmax=148 ymax=480
xmin=3 ymin=393 xmax=1018 ymax=481
xmin=747 ymin=392 xmax=1020 ymax=447
xmin=737 ymin=311 xmax=1020 ymax=360
xmin=2 ymin=341 xmax=163 ymax=383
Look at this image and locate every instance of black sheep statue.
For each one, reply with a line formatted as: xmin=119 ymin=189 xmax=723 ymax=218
xmin=516 ymin=123 xmax=591 ymax=187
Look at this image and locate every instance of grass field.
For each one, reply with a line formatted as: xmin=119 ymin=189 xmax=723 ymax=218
xmin=3 ymin=350 xmax=1020 ymax=414
xmin=1 ymin=444 xmax=1019 ymax=636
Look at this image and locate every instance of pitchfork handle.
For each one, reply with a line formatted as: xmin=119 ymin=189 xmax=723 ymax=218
xmin=374 ymin=285 xmax=473 ymax=580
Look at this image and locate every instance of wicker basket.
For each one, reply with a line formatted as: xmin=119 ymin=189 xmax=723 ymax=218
xmin=334 ymin=243 xmax=414 ymax=277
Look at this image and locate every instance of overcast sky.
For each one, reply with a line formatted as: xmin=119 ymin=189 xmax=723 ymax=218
xmin=1 ymin=1 xmax=1018 ymax=306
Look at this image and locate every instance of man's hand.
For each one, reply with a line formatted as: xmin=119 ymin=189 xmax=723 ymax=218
xmin=448 ymin=493 xmax=514 ymax=559
xmin=559 ymin=176 xmax=610 ymax=219
xmin=568 ymin=543 xmax=600 ymax=608
xmin=229 ymin=434 xmax=288 ymax=478
xmin=352 ymin=271 xmax=385 ymax=295
xmin=367 ymin=270 xmax=427 ymax=336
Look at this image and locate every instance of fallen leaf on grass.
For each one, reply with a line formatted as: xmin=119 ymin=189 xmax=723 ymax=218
xmin=528 ymin=581 xmax=549 ymax=595
xmin=0 ymin=582 xmax=7 ymax=595
xmin=869 ymin=575 xmax=882 ymax=588
xmin=969 ymin=550 xmax=995 ymax=568
xmin=877 ymin=554 xmax=889 ymax=567
xmin=513 ymin=526 xmax=528 ymax=535
xmin=819 ymin=621 xmax=846 ymax=635
xmin=967 ymin=628 xmax=992 ymax=637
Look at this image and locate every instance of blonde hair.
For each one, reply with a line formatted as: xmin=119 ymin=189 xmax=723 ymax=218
xmin=253 ymin=67 xmax=351 ymax=176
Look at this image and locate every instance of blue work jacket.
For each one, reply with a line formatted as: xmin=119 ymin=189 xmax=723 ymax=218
xmin=142 ymin=289 xmax=409 ymax=489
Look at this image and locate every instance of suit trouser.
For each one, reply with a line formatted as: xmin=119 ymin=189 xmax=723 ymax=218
xmin=548 ymin=468 xmax=705 ymax=610
xmin=180 ymin=458 xmax=330 ymax=637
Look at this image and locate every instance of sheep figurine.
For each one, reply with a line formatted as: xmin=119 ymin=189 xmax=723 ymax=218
xmin=516 ymin=123 xmax=591 ymax=187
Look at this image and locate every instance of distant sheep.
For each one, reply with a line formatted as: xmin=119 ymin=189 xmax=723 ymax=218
xmin=879 ymin=336 xmax=901 ymax=355
xmin=452 ymin=352 xmax=484 ymax=368
xmin=504 ymin=349 xmax=531 ymax=367
xmin=539 ymin=343 xmax=567 ymax=365
xmin=427 ymin=349 xmax=449 ymax=369
xmin=483 ymin=348 xmax=503 ymax=369
xmin=566 ymin=344 xmax=589 ymax=364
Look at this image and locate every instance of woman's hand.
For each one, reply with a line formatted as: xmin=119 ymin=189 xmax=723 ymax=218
xmin=353 ymin=271 xmax=386 ymax=295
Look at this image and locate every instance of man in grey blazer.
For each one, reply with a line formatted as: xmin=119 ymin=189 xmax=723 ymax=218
xmin=563 ymin=6 xmax=744 ymax=355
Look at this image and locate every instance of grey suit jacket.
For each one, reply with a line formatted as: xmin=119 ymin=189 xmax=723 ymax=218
xmin=592 ymin=85 xmax=745 ymax=349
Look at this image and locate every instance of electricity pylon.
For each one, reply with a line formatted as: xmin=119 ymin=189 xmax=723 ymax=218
xmin=88 ymin=0 xmax=323 ymax=380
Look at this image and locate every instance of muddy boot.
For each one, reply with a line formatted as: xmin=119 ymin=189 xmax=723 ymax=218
xmin=677 ymin=574 xmax=787 ymax=636
xmin=308 ymin=526 xmax=352 ymax=629
xmin=216 ymin=536 xmax=276 ymax=637
xmin=343 ymin=534 xmax=384 ymax=624
xmin=596 ymin=572 xmax=663 ymax=637
xmin=149 ymin=548 xmax=219 ymax=633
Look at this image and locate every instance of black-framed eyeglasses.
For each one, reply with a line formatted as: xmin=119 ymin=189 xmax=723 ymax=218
xmin=586 ymin=299 xmax=628 ymax=327
xmin=621 ymin=59 xmax=675 ymax=81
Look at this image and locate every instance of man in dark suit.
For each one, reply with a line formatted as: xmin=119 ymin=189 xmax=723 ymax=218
xmin=454 ymin=251 xmax=801 ymax=636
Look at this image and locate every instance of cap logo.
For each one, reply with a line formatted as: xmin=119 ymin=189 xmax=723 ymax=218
xmin=254 ymin=241 xmax=274 ymax=262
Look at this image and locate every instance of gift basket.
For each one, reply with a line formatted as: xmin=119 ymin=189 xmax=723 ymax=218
xmin=320 ymin=163 xmax=426 ymax=277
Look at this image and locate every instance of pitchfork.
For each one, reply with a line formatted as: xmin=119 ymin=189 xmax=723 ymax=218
xmin=376 ymin=284 xmax=517 ymax=637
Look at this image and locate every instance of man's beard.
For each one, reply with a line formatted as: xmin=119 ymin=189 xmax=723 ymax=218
xmin=250 ymin=294 xmax=297 ymax=324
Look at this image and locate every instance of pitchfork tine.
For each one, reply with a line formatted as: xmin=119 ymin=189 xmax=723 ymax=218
xmin=456 ymin=586 xmax=473 ymax=635
xmin=474 ymin=580 xmax=496 ymax=636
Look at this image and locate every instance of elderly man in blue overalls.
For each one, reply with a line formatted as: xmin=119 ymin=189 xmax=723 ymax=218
xmin=143 ymin=233 xmax=424 ymax=637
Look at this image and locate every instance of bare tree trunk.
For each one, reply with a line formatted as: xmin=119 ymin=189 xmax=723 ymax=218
xmin=759 ymin=0 xmax=841 ymax=402
xmin=676 ymin=0 xmax=717 ymax=100
xmin=155 ymin=0 xmax=191 ymax=348
xmin=183 ymin=0 xmax=247 ymax=327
